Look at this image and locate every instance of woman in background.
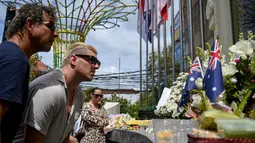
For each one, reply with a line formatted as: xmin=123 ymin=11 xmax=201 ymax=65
xmin=80 ymin=87 xmax=109 ymax=143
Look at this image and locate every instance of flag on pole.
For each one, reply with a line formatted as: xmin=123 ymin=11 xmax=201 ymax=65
xmin=137 ymin=0 xmax=146 ymax=40
xmin=138 ymin=0 xmax=145 ymax=11
xmin=203 ymin=40 xmax=224 ymax=102
xmin=152 ymin=0 xmax=171 ymax=36
xmin=146 ymin=9 xmax=152 ymax=43
xmin=153 ymin=0 xmax=163 ymax=30
xmin=137 ymin=0 xmax=152 ymax=43
xmin=159 ymin=0 xmax=170 ymax=22
xmin=178 ymin=57 xmax=203 ymax=108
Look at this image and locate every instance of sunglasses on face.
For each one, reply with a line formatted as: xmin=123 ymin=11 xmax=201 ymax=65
xmin=75 ymin=54 xmax=101 ymax=68
xmin=42 ymin=22 xmax=56 ymax=32
xmin=93 ymin=94 xmax=103 ymax=98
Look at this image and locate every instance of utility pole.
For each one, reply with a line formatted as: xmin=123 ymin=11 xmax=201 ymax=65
xmin=119 ymin=57 xmax=121 ymax=96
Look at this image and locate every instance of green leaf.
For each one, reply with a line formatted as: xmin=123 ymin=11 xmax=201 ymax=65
xmin=231 ymin=101 xmax=238 ymax=111
xmin=245 ymin=83 xmax=255 ymax=90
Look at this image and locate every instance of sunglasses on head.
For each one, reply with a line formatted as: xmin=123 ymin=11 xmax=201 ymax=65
xmin=93 ymin=94 xmax=103 ymax=98
xmin=75 ymin=54 xmax=101 ymax=67
xmin=43 ymin=22 xmax=56 ymax=32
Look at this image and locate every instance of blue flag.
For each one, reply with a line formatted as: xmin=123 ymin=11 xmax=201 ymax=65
xmin=203 ymin=40 xmax=224 ymax=102
xmin=178 ymin=57 xmax=203 ymax=108
xmin=144 ymin=10 xmax=152 ymax=43
xmin=137 ymin=1 xmax=152 ymax=43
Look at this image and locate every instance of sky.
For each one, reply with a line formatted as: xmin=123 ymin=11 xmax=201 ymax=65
xmin=0 ymin=0 xmax=179 ymax=102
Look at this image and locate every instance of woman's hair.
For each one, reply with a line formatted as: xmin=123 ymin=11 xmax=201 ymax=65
xmin=84 ymin=87 xmax=101 ymax=102
xmin=90 ymin=87 xmax=100 ymax=94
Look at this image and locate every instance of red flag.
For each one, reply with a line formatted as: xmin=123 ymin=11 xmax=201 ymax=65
xmin=138 ymin=0 xmax=145 ymax=16
xmin=159 ymin=0 xmax=170 ymax=21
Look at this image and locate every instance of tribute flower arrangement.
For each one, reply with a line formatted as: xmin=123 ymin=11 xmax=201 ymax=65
xmin=155 ymin=31 xmax=255 ymax=119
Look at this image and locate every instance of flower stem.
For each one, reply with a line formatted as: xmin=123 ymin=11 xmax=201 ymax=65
xmin=234 ymin=89 xmax=252 ymax=117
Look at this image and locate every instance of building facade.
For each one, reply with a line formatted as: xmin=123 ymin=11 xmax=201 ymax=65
xmin=179 ymin=0 xmax=253 ymax=71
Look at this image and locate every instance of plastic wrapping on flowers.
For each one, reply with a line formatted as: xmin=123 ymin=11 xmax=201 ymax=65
xmin=154 ymin=72 xmax=188 ymax=118
xmin=105 ymin=114 xmax=134 ymax=131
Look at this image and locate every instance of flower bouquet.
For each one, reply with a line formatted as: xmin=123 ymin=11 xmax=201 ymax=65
xmin=154 ymin=31 xmax=255 ymax=141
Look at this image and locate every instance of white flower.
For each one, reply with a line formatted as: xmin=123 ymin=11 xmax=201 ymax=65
xmin=230 ymin=77 xmax=237 ymax=83
xmin=166 ymin=105 xmax=173 ymax=113
xmin=169 ymin=94 xmax=175 ymax=99
xmin=229 ymin=40 xmax=254 ymax=56
xmin=195 ymin=78 xmax=203 ymax=89
xmin=203 ymin=58 xmax=209 ymax=70
xmin=177 ymin=94 xmax=182 ymax=101
xmin=228 ymin=45 xmax=236 ymax=52
xmin=221 ymin=54 xmax=226 ymax=65
xmin=222 ymin=64 xmax=237 ymax=76
xmin=177 ymin=76 xmax=183 ymax=80
xmin=236 ymin=51 xmax=248 ymax=60
xmin=179 ymin=72 xmax=185 ymax=76
xmin=172 ymin=110 xmax=180 ymax=118
xmin=175 ymin=89 xmax=181 ymax=95
xmin=170 ymin=103 xmax=178 ymax=111
xmin=191 ymin=94 xmax=202 ymax=108
xmin=173 ymin=81 xmax=178 ymax=85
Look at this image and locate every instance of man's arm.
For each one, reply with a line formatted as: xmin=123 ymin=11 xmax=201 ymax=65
xmin=63 ymin=131 xmax=78 ymax=143
xmin=0 ymin=60 xmax=29 ymax=141
xmin=0 ymin=100 xmax=9 ymax=120
xmin=0 ymin=100 xmax=8 ymax=141
xmin=0 ymin=60 xmax=29 ymax=120
xmin=24 ymin=125 xmax=45 ymax=143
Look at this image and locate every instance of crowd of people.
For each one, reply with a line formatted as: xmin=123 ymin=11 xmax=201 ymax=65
xmin=0 ymin=3 xmax=109 ymax=143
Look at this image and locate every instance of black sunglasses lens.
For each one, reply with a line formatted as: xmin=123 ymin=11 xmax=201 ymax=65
xmin=76 ymin=55 xmax=100 ymax=67
xmin=94 ymin=94 xmax=103 ymax=98
xmin=91 ymin=56 xmax=101 ymax=67
xmin=97 ymin=60 xmax=101 ymax=67
xmin=45 ymin=23 xmax=55 ymax=32
xmin=50 ymin=24 xmax=56 ymax=31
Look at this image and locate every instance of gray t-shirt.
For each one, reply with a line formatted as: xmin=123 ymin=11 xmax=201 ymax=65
xmin=24 ymin=69 xmax=85 ymax=143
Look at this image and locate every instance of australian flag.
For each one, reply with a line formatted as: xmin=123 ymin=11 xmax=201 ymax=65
xmin=178 ymin=57 xmax=203 ymax=108
xmin=203 ymin=40 xmax=224 ymax=102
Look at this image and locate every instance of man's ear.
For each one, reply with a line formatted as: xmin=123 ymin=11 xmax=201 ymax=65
xmin=70 ymin=55 xmax=78 ymax=66
xmin=25 ymin=18 xmax=34 ymax=33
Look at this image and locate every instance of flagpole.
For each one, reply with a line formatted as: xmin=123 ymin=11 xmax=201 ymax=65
xmin=156 ymin=1 xmax=162 ymax=101
xmin=163 ymin=0 xmax=168 ymax=88
xmin=139 ymin=0 xmax=143 ymax=110
xmin=151 ymin=0 xmax=156 ymax=110
xmin=163 ymin=22 xmax=167 ymax=87
xmin=145 ymin=0 xmax=149 ymax=111
xmin=198 ymin=58 xmax=204 ymax=78
xmin=199 ymin=0 xmax=205 ymax=50
xmin=171 ymin=0 xmax=175 ymax=83
xmin=180 ymin=0 xmax=183 ymax=72
xmin=188 ymin=0 xmax=194 ymax=60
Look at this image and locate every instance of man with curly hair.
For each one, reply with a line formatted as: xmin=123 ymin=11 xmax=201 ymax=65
xmin=0 ymin=3 xmax=58 ymax=142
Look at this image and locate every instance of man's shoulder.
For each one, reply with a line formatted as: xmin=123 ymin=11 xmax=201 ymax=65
xmin=29 ymin=70 xmax=66 ymax=100
xmin=30 ymin=70 xmax=63 ymax=87
xmin=0 ymin=41 xmax=27 ymax=62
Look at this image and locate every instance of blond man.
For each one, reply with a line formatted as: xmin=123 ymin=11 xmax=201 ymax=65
xmin=23 ymin=42 xmax=100 ymax=143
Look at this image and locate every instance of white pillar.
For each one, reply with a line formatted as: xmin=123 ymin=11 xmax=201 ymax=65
xmin=214 ymin=0 xmax=233 ymax=58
